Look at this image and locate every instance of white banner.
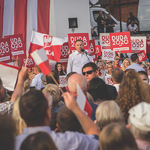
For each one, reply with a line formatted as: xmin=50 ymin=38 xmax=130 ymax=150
xmin=100 ymin=33 xmax=111 ymax=50
xmin=102 ymin=50 xmax=115 ymax=61
xmin=59 ymin=75 xmax=67 ymax=87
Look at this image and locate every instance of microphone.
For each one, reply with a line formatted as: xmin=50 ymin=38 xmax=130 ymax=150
xmin=81 ymin=49 xmax=91 ymax=56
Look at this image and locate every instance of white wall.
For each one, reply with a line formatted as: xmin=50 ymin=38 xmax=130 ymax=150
xmin=50 ymin=0 xmax=91 ymax=39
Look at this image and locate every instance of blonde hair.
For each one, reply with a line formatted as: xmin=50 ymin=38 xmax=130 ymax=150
xmin=122 ymin=58 xmax=131 ymax=71
xmin=106 ymin=63 xmax=113 ymax=74
xmin=12 ymin=98 xmax=26 ymax=135
xmin=43 ymin=84 xmax=60 ymax=108
xmin=96 ymin=101 xmax=124 ymax=129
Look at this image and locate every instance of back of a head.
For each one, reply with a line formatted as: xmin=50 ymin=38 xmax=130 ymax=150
xmin=111 ymin=68 xmax=124 ymax=83
xmin=100 ymin=123 xmax=138 ymax=150
xmin=131 ymin=53 xmax=138 ymax=62
xmin=43 ymin=84 xmax=60 ymax=108
xmin=46 ymin=71 xmax=59 ymax=84
xmin=82 ymin=62 xmax=98 ymax=72
xmin=96 ymin=101 xmax=124 ymax=129
xmin=19 ymin=89 xmax=48 ymax=126
xmin=57 ymin=106 xmax=81 ymax=133
xmin=0 ymin=114 xmax=16 ymax=150
xmin=20 ymin=131 xmax=58 ymax=150
xmin=88 ymin=77 xmax=108 ymax=101
xmin=68 ymin=74 xmax=87 ymax=94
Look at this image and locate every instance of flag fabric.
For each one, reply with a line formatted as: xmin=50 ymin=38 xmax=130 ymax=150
xmin=28 ymin=31 xmax=66 ymax=62
xmin=31 ymin=48 xmax=51 ymax=75
xmin=76 ymin=84 xmax=92 ymax=117
xmin=0 ymin=0 xmax=50 ymax=54
xmin=0 ymin=62 xmax=20 ymax=91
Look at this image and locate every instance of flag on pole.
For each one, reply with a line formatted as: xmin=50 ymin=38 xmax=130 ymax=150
xmin=28 ymin=31 xmax=66 ymax=62
xmin=31 ymin=48 xmax=51 ymax=75
xmin=76 ymin=84 xmax=92 ymax=117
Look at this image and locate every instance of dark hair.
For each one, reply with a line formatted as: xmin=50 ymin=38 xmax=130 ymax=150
xmin=111 ymin=68 xmax=124 ymax=83
xmin=100 ymin=123 xmax=138 ymax=150
xmin=55 ymin=62 xmax=64 ymax=75
xmin=19 ymin=89 xmax=49 ymax=126
xmin=46 ymin=71 xmax=59 ymax=84
xmin=88 ymin=77 xmax=108 ymax=101
xmin=138 ymin=71 xmax=148 ymax=78
xmin=0 ymin=78 xmax=3 ymax=89
xmin=0 ymin=114 xmax=16 ymax=150
xmin=49 ymin=112 xmax=57 ymax=131
xmin=57 ymin=106 xmax=82 ymax=133
xmin=82 ymin=62 xmax=98 ymax=72
xmin=131 ymin=53 xmax=138 ymax=62
xmin=75 ymin=39 xmax=83 ymax=44
xmin=20 ymin=131 xmax=58 ymax=150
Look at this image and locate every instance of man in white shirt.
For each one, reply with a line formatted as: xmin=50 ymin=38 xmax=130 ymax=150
xmin=67 ymin=40 xmax=93 ymax=74
xmin=30 ymin=65 xmax=44 ymax=90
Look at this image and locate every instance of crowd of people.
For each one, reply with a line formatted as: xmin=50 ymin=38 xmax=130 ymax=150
xmin=0 ymin=39 xmax=150 ymax=150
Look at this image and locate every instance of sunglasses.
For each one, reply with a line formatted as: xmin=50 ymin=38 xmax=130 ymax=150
xmin=115 ymin=58 xmax=120 ymax=60
xmin=83 ymin=70 xmax=94 ymax=76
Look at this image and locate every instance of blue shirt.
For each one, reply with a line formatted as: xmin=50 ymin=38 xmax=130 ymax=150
xmin=126 ymin=63 xmax=145 ymax=72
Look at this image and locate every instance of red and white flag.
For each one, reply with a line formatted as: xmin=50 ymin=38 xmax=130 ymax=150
xmin=89 ymin=39 xmax=97 ymax=62
xmin=0 ymin=0 xmax=51 ymax=54
xmin=31 ymin=48 xmax=51 ymax=75
xmin=76 ymin=84 xmax=92 ymax=117
xmin=28 ymin=31 xmax=66 ymax=62
xmin=0 ymin=62 xmax=20 ymax=91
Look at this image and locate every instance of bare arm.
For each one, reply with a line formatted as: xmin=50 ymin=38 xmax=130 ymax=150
xmin=11 ymin=67 xmax=28 ymax=102
xmin=62 ymin=92 xmax=99 ymax=136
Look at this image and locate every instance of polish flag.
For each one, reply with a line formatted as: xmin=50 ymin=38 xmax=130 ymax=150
xmin=28 ymin=31 xmax=66 ymax=62
xmin=76 ymin=84 xmax=92 ymax=117
xmin=0 ymin=62 xmax=20 ymax=91
xmin=31 ymin=48 xmax=51 ymax=75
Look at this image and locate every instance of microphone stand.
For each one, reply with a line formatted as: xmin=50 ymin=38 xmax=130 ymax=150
xmin=81 ymin=49 xmax=91 ymax=62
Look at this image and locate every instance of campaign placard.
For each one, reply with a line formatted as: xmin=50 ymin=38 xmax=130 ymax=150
xmin=146 ymin=39 xmax=150 ymax=54
xmin=100 ymin=33 xmax=111 ymax=50
xmin=59 ymin=75 xmax=67 ymax=87
xmin=19 ymin=56 xmax=35 ymax=68
xmin=110 ymin=31 xmax=131 ymax=53
xmin=68 ymin=33 xmax=89 ymax=53
xmin=102 ymin=50 xmax=115 ymax=61
xmin=60 ymin=42 xmax=69 ymax=65
xmin=131 ymin=36 xmax=146 ymax=53
xmin=89 ymin=39 xmax=97 ymax=61
xmin=95 ymin=45 xmax=101 ymax=56
xmin=137 ymin=50 xmax=147 ymax=63
xmin=0 ymin=38 xmax=12 ymax=63
xmin=5 ymin=34 xmax=26 ymax=57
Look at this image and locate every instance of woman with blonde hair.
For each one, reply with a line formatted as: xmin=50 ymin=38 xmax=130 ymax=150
xmin=12 ymin=98 xmax=26 ymax=135
xmin=122 ymin=58 xmax=131 ymax=71
xmin=97 ymin=62 xmax=105 ymax=80
xmin=116 ymin=69 xmax=150 ymax=123
xmin=105 ymin=63 xmax=113 ymax=85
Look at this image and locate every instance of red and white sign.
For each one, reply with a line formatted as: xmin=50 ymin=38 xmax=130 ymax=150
xmin=28 ymin=31 xmax=66 ymax=62
xmin=102 ymin=50 xmax=115 ymax=61
xmin=137 ymin=50 xmax=147 ymax=63
xmin=100 ymin=33 xmax=111 ymax=50
xmin=60 ymin=42 xmax=69 ymax=65
xmin=19 ymin=56 xmax=35 ymax=68
xmin=131 ymin=36 xmax=146 ymax=53
xmin=5 ymin=34 xmax=26 ymax=57
xmin=89 ymin=39 xmax=97 ymax=62
xmin=110 ymin=31 xmax=132 ymax=53
xmin=0 ymin=38 xmax=12 ymax=63
xmin=76 ymin=84 xmax=92 ymax=117
xmin=105 ymin=74 xmax=113 ymax=85
xmin=0 ymin=62 xmax=20 ymax=91
xmin=31 ymin=48 xmax=51 ymax=75
xmin=96 ymin=45 xmax=101 ymax=56
xmin=59 ymin=75 xmax=67 ymax=87
xmin=68 ymin=33 xmax=89 ymax=53
xmin=146 ymin=39 xmax=150 ymax=54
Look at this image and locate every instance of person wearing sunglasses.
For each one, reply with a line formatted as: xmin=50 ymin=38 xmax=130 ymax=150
xmin=67 ymin=40 xmax=93 ymax=75
xmin=113 ymin=56 xmax=122 ymax=69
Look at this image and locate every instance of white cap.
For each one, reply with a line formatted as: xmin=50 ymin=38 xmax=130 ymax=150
xmin=128 ymin=102 xmax=150 ymax=131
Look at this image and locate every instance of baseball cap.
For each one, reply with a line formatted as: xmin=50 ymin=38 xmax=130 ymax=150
xmin=128 ymin=102 xmax=150 ymax=131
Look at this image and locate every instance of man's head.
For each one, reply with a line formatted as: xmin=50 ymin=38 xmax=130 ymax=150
xmin=107 ymin=13 xmax=111 ymax=19
xmin=33 ymin=65 xmax=41 ymax=75
xmin=0 ymin=78 xmax=3 ymax=101
xmin=114 ymin=56 xmax=120 ymax=66
xmin=131 ymin=53 xmax=139 ymax=63
xmin=99 ymin=10 xmax=103 ymax=16
xmin=111 ymin=68 xmax=124 ymax=84
xmin=75 ymin=40 xmax=84 ymax=53
xmin=128 ymin=102 xmax=150 ymax=142
xmin=82 ymin=62 xmax=99 ymax=82
xmin=138 ymin=71 xmax=149 ymax=84
xmin=67 ymin=74 xmax=87 ymax=96
xmin=19 ymin=89 xmax=51 ymax=127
